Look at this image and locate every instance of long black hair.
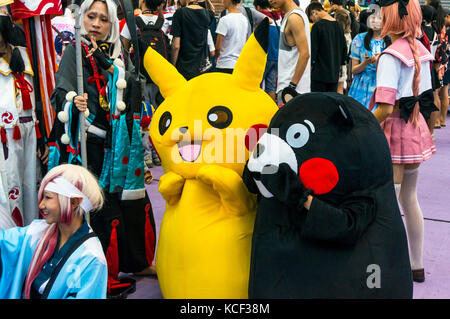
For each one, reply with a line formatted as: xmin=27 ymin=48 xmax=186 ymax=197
xmin=363 ymin=28 xmax=392 ymax=52
xmin=0 ymin=16 xmax=25 ymax=73
xmin=428 ymin=0 xmax=445 ymax=33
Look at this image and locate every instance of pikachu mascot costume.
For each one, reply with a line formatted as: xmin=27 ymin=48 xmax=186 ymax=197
xmin=144 ymin=20 xmax=277 ymax=298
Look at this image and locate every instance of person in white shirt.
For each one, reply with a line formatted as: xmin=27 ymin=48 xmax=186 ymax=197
xmin=215 ymin=0 xmax=250 ymax=73
xmin=51 ymin=5 xmax=75 ymax=66
xmin=270 ymin=0 xmax=311 ymax=104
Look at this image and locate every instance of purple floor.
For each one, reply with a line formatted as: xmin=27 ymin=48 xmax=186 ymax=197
xmin=127 ymin=116 xmax=450 ymax=299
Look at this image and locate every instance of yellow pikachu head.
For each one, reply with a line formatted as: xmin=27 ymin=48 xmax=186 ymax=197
xmin=147 ymin=19 xmax=278 ymax=179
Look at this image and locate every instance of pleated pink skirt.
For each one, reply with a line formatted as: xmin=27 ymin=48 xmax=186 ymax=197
xmin=381 ymin=110 xmax=436 ymax=164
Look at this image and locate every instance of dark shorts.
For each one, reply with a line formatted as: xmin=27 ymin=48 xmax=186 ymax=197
xmin=216 ymin=68 xmax=234 ymax=74
xmin=431 ymin=67 xmax=442 ymax=90
xmin=443 ymin=68 xmax=450 ymax=86
xmin=262 ymin=60 xmax=278 ymax=93
xmin=311 ymin=80 xmax=338 ymax=93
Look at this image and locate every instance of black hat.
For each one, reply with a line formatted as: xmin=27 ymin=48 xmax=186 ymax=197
xmin=378 ymin=0 xmax=409 ymax=19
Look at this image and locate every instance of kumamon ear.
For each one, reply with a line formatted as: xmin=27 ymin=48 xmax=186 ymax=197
xmin=281 ymin=86 xmax=299 ymax=104
xmin=326 ymin=93 xmax=354 ymax=127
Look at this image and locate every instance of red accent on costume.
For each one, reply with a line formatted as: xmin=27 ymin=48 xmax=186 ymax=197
xmin=122 ymin=156 xmax=129 ymax=165
xmin=1 ymin=127 xmax=7 ymax=143
xmin=20 ymin=17 xmax=57 ymax=138
xmin=105 ymin=219 xmax=120 ymax=293
xmin=12 ymin=72 xmax=34 ymax=110
xmin=144 ymin=204 xmax=156 ymax=266
xmin=35 ymin=123 xmax=41 ymax=139
xmin=2 ymin=112 xmax=14 ymax=124
xmin=12 ymin=207 xmax=23 ymax=227
xmin=245 ymin=124 xmax=268 ymax=151
xmin=299 ymin=158 xmax=339 ymax=195
xmin=8 ymin=187 xmax=19 ymax=200
xmin=82 ymin=43 xmax=107 ymax=102
xmin=135 ymin=168 xmax=142 ymax=177
xmin=106 ymin=114 xmax=120 ymax=122
xmin=66 ymin=145 xmax=77 ymax=156
xmin=10 ymin=0 xmax=62 ymax=20
xmin=140 ymin=115 xmax=151 ymax=128
xmin=13 ymin=125 xmax=21 ymax=140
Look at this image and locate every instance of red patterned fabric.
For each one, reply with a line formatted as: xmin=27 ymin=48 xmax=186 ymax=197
xmin=105 ymin=219 xmax=120 ymax=293
xmin=10 ymin=0 xmax=62 ymax=20
xmin=12 ymin=72 xmax=34 ymax=110
xmin=144 ymin=204 xmax=156 ymax=266
xmin=11 ymin=207 xmax=23 ymax=227
xmin=12 ymin=125 xmax=21 ymax=140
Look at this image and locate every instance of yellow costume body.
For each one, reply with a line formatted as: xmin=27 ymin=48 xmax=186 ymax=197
xmin=144 ymin=20 xmax=278 ymax=298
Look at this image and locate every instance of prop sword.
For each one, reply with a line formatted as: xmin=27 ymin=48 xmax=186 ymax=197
xmin=71 ymin=0 xmax=87 ymax=168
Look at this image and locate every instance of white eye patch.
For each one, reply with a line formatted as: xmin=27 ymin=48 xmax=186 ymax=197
xmin=286 ymin=123 xmax=310 ymax=149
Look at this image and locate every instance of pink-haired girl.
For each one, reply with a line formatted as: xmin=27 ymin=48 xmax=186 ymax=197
xmin=370 ymin=0 xmax=437 ymax=283
xmin=0 ymin=164 xmax=107 ymax=298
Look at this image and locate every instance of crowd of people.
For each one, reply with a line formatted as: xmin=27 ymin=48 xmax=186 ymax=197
xmin=0 ymin=0 xmax=447 ymax=299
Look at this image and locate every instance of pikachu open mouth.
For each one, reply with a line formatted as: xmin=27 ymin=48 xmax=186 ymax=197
xmin=177 ymin=140 xmax=202 ymax=162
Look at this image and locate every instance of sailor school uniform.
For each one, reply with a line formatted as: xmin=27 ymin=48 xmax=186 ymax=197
xmin=371 ymin=38 xmax=436 ymax=164
xmin=0 ymin=46 xmax=38 ymax=228
xmin=0 ymin=219 xmax=107 ymax=299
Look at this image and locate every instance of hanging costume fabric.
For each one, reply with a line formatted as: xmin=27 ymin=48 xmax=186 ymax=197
xmin=47 ymin=42 xmax=156 ymax=296
xmin=0 ymin=219 xmax=107 ymax=299
xmin=0 ymin=46 xmax=38 ymax=229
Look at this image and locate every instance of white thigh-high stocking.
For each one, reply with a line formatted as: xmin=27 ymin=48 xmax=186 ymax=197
xmin=394 ymin=184 xmax=401 ymax=201
xmin=398 ymin=168 xmax=424 ymax=270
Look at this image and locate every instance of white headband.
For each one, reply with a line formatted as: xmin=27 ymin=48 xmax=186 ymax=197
xmin=44 ymin=177 xmax=94 ymax=213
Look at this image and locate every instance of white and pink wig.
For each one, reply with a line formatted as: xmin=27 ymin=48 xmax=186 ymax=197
xmin=381 ymin=0 xmax=423 ymax=126
xmin=23 ymin=164 xmax=104 ymax=299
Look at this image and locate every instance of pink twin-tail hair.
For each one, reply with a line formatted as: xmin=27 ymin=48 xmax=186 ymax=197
xmin=23 ymin=170 xmax=77 ymax=299
xmin=381 ymin=0 xmax=423 ymax=126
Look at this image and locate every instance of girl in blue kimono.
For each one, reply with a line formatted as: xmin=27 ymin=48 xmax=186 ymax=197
xmin=348 ymin=4 xmax=391 ymax=108
xmin=0 ymin=164 xmax=107 ymax=299
xmin=48 ymin=0 xmax=157 ymax=296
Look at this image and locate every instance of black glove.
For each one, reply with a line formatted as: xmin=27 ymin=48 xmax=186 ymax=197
xmin=281 ymin=82 xmax=299 ymax=104
xmin=260 ymin=163 xmax=313 ymax=210
xmin=93 ymin=48 xmax=113 ymax=70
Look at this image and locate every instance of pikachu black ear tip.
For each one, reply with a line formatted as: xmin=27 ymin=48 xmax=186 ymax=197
xmin=254 ymin=17 xmax=269 ymax=54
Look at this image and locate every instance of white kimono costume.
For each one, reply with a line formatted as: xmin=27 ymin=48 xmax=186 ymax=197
xmin=0 ymin=219 xmax=108 ymax=299
xmin=0 ymin=46 xmax=38 ymax=228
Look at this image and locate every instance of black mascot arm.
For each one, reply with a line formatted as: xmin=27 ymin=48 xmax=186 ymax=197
xmin=260 ymin=163 xmax=312 ymax=208
xmin=300 ymin=194 xmax=377 ymax=245
xmin=242 ymin=163 xmax=259 ymax=194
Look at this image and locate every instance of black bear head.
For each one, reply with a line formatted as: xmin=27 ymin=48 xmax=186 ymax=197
xmin=246 ymin=92 xmax=393 ymax=204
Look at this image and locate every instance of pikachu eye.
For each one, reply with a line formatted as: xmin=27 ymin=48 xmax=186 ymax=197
xmin=159 ymin=111 xmax=172 ymax=135
xmin=207 ymin=106 xmax=233 ymax=129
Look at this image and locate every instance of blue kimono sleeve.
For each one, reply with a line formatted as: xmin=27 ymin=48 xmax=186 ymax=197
xmin=68 ymin=259 xmax=108 ymax=299
xmin=0 ymin=225 xmax=34 ymax=298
